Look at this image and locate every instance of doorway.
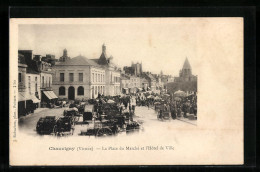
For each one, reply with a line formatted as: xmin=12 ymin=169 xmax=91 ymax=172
xmin=68 ymin=86 xmax=75 ymax=100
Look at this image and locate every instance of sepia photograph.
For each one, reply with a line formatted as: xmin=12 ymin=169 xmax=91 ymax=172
xmin=9 ymin=18 xmax=243 ymax=165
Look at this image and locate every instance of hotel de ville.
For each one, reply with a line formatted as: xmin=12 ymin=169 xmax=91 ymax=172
xmin=52 ymin=44 xmax=121 ymax=100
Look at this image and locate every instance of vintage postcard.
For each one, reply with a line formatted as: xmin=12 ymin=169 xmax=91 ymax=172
xmin=9 ymin=18 xmax=243 ymax=165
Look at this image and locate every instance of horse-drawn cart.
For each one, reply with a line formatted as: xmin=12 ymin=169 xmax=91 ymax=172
xmin=36 ymin=116 xmax=57 ymax=135
xmin=54 ymin=116 xmax=75 ymax=136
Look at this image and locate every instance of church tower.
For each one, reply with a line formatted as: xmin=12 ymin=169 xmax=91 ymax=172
xmin=182 ymin=57 xmax=192 ymax=77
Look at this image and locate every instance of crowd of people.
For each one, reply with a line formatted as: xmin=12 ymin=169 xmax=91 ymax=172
xmin=57 ymin=91 xmax=197 ymax=121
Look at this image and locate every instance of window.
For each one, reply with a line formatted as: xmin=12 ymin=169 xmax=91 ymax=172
xmin=79 ymin=73 xmax=83 ymax=82
xmin=19 ymin=73 xmax=22 ymax=82
xmin=95 ymin=86 xmax=97 ymax=94
xmin=103 ymin=75 xmax=104 ymax=82
xmin=59 ymin=86 xmax=65 ymax=95
xmin=95 ymin=74 xmax=97 ymax=82
xmin=92 ymin=86 xmax=94 ymax=98
xmin=92 ymin=73 xmax=94 ymax=82
xmin=77 ymin=86 xmax=84 ymax=95
xmin=35 ymin=77 xmax=37 ymax=92
xmin=69 ymin=73 xmax=74 ymax=82
xmin=42 ymin=76 xmax=44 ymax=87
xmin=28 ymin=76 xmax=31 ymax=94
xmin=49 ymin=77 xmax=51 ymax=87
xmin=60 ymin=73 xmax=64 ymax=82
xmin=98 ymin=74 xmax=100 ymax=82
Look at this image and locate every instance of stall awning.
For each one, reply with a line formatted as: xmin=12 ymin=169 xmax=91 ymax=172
xmin=18 ymin=92 xmax=28 ymax=102
xmin=43 ymin=91 xmax=52 ymax=99
xmin=49 ymin=91 xmax=58 ymax=99
xmin=18 ymin=92 xmax=40 ymax=103
xmin=43 ymin=91 xmax=58 ymax=100
xmin=31 ymin=95 xmax=40 ymax=103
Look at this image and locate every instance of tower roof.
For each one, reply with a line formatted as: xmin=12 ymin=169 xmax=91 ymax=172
xmin=182 ymin=57 xmax=191 ymax=70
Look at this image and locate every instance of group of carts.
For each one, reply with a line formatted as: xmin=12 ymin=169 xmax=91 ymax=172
xmin=36 ymin=108 xmax=80 ymax=136
xmin=36 ymin=100 xmax=142 ymax=137
xmin=80 ymin=103 xmax=141 ymax=137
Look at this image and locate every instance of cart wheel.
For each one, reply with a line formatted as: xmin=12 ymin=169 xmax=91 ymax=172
xmin=97 ymin=128 xmax=112 ymax=137
xmin=96 ymin=128 xmax=104 ymax=137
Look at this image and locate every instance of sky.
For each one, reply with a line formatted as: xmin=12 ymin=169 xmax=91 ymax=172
xmin=18 ymin=19 xmax=199 ymax=76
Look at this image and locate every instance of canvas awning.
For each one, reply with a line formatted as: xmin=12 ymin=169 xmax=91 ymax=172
xmin=18 ymin=92 xmax=28 ymax=102
xmin=43 ymin=91 xmax=58 ymax=100
xmin=31 ymin=95 xmax=40 ymax=103
xmin=18 ymin=92 xmax=41 ymax=103
xmin=49 ymin=91 xmax=58 ymax=99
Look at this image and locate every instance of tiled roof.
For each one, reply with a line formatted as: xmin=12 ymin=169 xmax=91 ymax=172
xmin=121 ymin=74 xmax=130 ymax=80
xmin=56 ymin=55 xmax=101 ymax=67
xmin=145 ymin=73 xmax=156 ymax=80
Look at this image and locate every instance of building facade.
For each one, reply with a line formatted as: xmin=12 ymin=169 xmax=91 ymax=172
xmin=18 ymin=52 xmax=41 ymax=117
xmin=142 ymin=72 xmax=157 ymax=91
xmin=19 ymin=50 xmax=57 ymax=108
xmin=53 ymin=55 xmax=105 ymax=100
xmin=53 ymin=44 xmax=121 ymax=100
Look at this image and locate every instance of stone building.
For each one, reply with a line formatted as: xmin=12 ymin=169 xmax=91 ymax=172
xmin=120 ymin=74 xmax=141 ymax=94
xmin=142 ymin=72 xmax=156 ymax=91
xmin=52 ymin=44 xmax=121 ymax=100
xmin=90 ymin=44 xmax=121 ymax=97
xmin=18 ymin=52 xmax=41 ymax=117
xmin=123 ymin=62 xmax=143 ymax=76
xmin=120 ymin=74 xmax=130 ymax=94
xmin=167 ymin=58 xmax=197 ymax=93
xmin=53 ymin=55 xmax=105 ymax=100
xmin=174 ymin=58 xmax=197 ymax=82
xmin=41 ymin=54 xmax=57 ymax=66
xmin=19 ymin=50 xmax=57 ymax=107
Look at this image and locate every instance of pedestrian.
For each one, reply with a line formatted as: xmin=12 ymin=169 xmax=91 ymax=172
xmin=170 ymin=103 xmax=176 ymax=119
xmin=128 ymin=101 xmax=132 ymax=113
xmin=147 ymin=99 xmax=150 ymax=109
xmin=131 ymin=97 xmax=136 ymax=114
xmin=177 ymin=107 xmax=181 ymax=117
xmin=193 ymin=103 xmax=197 ymax=117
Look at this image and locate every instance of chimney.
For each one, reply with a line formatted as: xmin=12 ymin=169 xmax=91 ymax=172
xmin=33 ymin=55 xmax=42 ymax=61
xmin=18 ymin=50 xmax=33 ymax=64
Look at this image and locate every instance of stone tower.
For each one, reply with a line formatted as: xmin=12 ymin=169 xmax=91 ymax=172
xmin=59 ymin=48 xmax=70 ymax=62
xmin=98 ymin=44 xmax=109 ymax=65
xmin=181 ymin=57 xmax=192 ymax=77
